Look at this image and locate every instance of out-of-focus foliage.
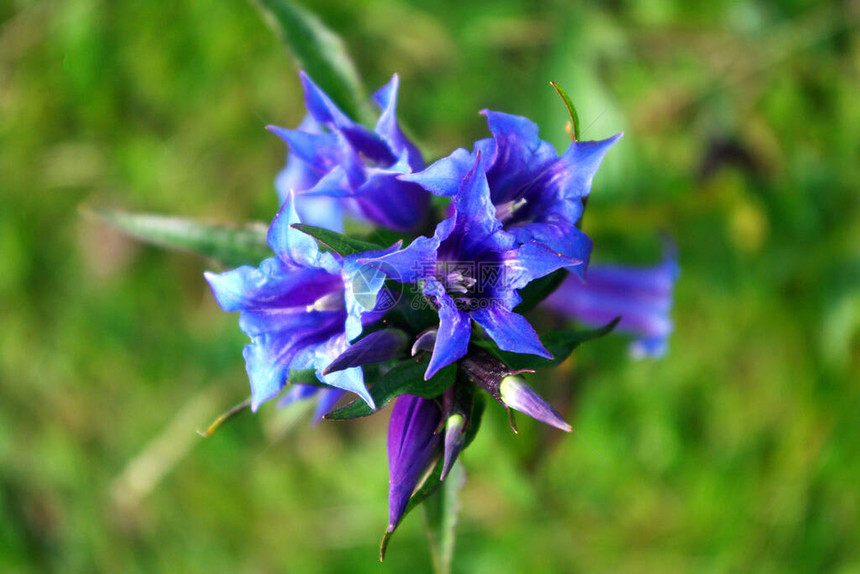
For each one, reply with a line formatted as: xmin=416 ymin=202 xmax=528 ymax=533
xmin=1 ymin=0 xmax=858 ymax=572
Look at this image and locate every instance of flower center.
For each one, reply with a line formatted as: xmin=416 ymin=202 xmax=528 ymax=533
xmin=494 ymin=197 xmax=528 ymax=225
xmin=436 ymin=262 xmax=477 ymax=295
xmin=306 ymin=291 xmax=345 ymax=312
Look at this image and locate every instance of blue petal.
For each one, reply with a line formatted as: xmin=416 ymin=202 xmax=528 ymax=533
xmin=353 ymin=167 xmax=429 ymax=232
xmin=481 ymin=110 xmax=558 ymax=204
xmin=302 ymin=165 xmax=353 ymax=198
xmin=267 ymin=125 xmax=340 ymax=173
xmin=358 ymin=234 xmax=441 ymax=285
xmin=244 ymin=339 xmax=293 ymax=411
xmin=424 ymin=283 xmax=471 ymax=379
xmin=292 ymin=194 xmax=345 ymax=233
xmin=446 ymin=154 xmax=509 ymax=259
xmin=472 ymin=306 xmax=551 ymax=359
xmin=502 ymin=241 xmax=582 ymax=290
xmin=318 ymin=365 xmax=374 ymax=409
xmin=373 ymin=74 xmax=425 ymax=171
xmin=278 ymin=384 xmax=319 ymax=408
xmin=542 ymin=247 xmax=679 ymax=359
xmin=204 ymin=260 xmax=340 ymax=313
xmin=536 ymin=133 xmax=622 ymax=202
xmin=299 ymin=71 xmax=355 ymax=129
xmin=399 ymin=147 xmax=474 ymax=197
xmin=508 ymin=224 xmax=592 ymax=277
xmin=339 ymin=125 xmax=396 ymax=166
xmin=311 ymin=388 xmax=347 ymax=423
xmin=267 ymin=192 xmax=341 ymax=274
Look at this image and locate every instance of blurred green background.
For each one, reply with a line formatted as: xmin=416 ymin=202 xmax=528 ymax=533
xmin=2 ymin=0 xmax=859 ymax=572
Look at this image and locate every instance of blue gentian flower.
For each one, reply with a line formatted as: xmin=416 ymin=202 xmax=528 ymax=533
xmin=270 ymin=72 xmax=429 ymax=232
xmin=543 ymin=246 xmax=679 ymax=358
xmin=362 ymin=155 xmax=580 ymax=379
xmin=401 ymin=110 xmax=620 ymax=275
xmin=387 ymin=394 xmax=442 ymax=534
xmin=204 ymin=193 xmax=398 ymax=411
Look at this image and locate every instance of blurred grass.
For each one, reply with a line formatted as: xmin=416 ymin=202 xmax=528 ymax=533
xmin=1 ymin=0 xmax=859 ymax=572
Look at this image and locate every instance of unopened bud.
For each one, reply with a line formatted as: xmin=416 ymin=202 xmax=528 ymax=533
xmin=440 ymin=413 xmax=465 ymax=481
xmin=499 ymin=376 xmax=571 ymax=432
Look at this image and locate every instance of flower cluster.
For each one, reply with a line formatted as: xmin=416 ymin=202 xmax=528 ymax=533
xmin=205 ymin=73 xmax=677 ymax=550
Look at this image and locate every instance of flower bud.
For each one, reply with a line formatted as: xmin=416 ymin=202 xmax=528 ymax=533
xmin=441 ymin=413 xmax=465 ymax=481
xmin=499 ymin=376 xmax=571 ymax=432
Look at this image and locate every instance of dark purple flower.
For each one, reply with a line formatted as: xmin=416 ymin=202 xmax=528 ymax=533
xmin=401 ymin=110 xmax=620 ymax=276
xmin=271 ymin=72 xmax=429 ymax=232
xmin=387 ymin=394 xmax=442 ymax=533
xmin=543 ymin=246 xmax=679 ymax=358
xmin=205 ymin=193 xmax=397 ymax=411
xmin=361 ymin=155 xmax=580 ymax=379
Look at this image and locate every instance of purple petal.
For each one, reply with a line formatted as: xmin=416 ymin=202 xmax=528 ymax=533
xmin=323 ymin=329 xmax=408 ymax=374
xmin=499 ymin=376 xmax=571 ymax=431
xmin=471 ymin=305 xmax=551 ymax=359
xmin=387 ymin=395 xmax=442 ymax=532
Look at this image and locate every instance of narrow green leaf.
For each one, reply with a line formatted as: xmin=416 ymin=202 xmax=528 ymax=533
xmin=550 ymin=81 xmax=581 ymax=142
xmin=291 ymin=223 xmax=385 ymax=256
xmin=423 ymin=461 xmax=465 ymax=574
xmin=286 ymin=368 xmax=322 ymax=386
xmin=515 ymin=268 xmax=569 ymax=313
xmin=479 ymin=317 xmax=621 ymax=371
xmin=85 ymin=208 xmax=271 ymax=267
xmin=325 ymin=360 xmax=455 ymax=420
xmin=196 ymin=398 xmax=252 ymax=437
xmin=252 ymin=0 xmax=373 ymax=123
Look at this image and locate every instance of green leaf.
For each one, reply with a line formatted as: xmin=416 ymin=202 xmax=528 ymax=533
xmin=480 ymin=317 xmax=621 ymax=371
xmin=291 ymin=223 xmax=385 ymax=256
xmin=515 ymin=268 xmax=569 ymax=313
xmin=325 ymin=360 xmax=455 ymax=420
xmin=550 ymin=80 xmax=581 ymax=142
xmin=422 ymin=461 xmax=465 ymax=574
xmin=86 ymin=208 xmax=271 ymax=267
xmin=380 ymin=394 xmax=484 ymax=561
xmin=252 ymin=0 xmax=373 ymax=123
xmin=286 ymin=368 xmax=321 ymax=386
